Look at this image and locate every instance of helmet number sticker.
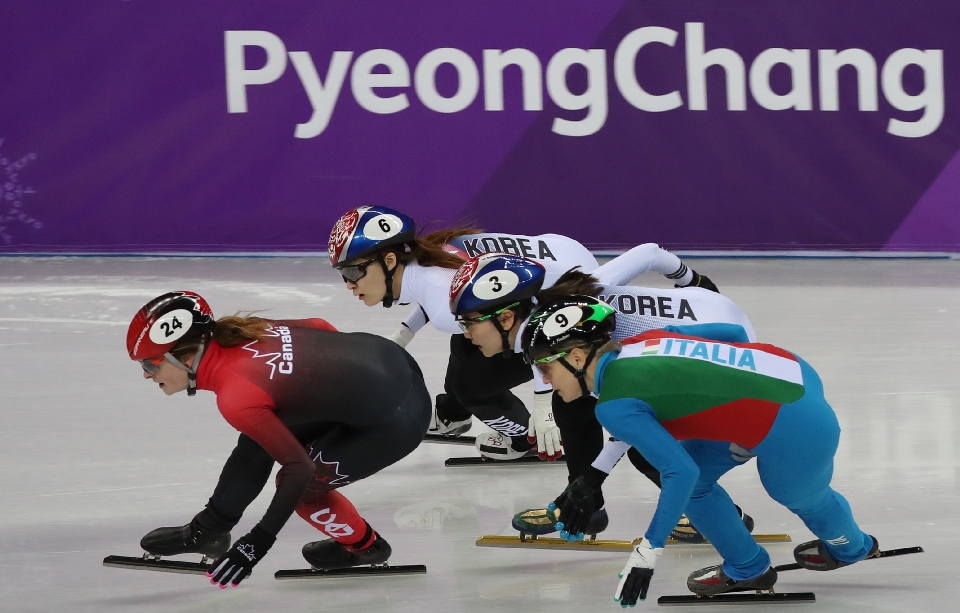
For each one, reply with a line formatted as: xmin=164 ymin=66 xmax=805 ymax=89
xmin=543 ymin=306 xmax=583 ymax=337
xmin=149 ymin=309 xmax=194 ymax=344
xmin=363 ymin=214 xmax=404 ymax=240
xmin=473 ymin=270 xmax=519 ymax=300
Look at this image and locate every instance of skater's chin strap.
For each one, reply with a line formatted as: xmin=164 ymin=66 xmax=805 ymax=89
xmin=557 ymin=343 xmax=601 ymax=397
xmin=376 ymin=253 xmax=401 ymax=309
xmin=490 ymin=315 xmax=513 ymax=358
xmin=164 ymin=336 xmax=209 ymax=397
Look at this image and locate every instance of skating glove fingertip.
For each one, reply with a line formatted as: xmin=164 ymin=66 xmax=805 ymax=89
xmin=547 ymin=502 xmax=557 ymax=512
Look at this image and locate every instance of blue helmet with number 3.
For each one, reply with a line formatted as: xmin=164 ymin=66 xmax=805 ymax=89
xmin=450 ymin=254 xmax=546 ymax=316
xmin=328 ymin=205 xmax=417 ymax=267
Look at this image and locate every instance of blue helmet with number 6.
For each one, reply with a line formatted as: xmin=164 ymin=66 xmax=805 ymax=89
xmin=450 ymin=253 xmax=546 ymax=316
xmin=328 ymin=205 xmax=416 ymax=267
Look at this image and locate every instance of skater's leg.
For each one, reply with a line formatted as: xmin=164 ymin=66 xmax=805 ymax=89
xmin=198 ymin=434 xmax=275 ymax=532
xmin=553 ymin=392 xmax=604 ymax=482
xmin=754 ymin=357 xmax=872 ymax=563
xmin=680 ymin=439 xmax=770 ymax=580
xmin=297 ymin=489 xmax=375 ymax=547
xmin=438 ymin=335 xmax=472 ymax=423
xmin=626 ymin=447 xmax=662 ymax=487
xmin=452 ymin=337 xmax=534 ymax=450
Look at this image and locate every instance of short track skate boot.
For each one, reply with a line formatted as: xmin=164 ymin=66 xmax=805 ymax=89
xmin=512 ymin=507 xmax=609 ymax=536
xmin=475 ymin=432 xmax=536 ymax=460
xmin=302 ymin=533 xmax=392 ymax=570
xmin=687 ymin=564 xmax=778 ymax=596
xmin=428 ymin=394 xmax=472 ymax=436
xmin=670 ymin=506 xmax=755 ymax=544
xmin=140 ymin=519 xmax=231 ymax=558
xmin=793 ymin=535 xmax=879 ymax=571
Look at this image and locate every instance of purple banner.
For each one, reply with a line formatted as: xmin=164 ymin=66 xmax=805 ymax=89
xmin=1 ymin=1 xmax=958 ymax=252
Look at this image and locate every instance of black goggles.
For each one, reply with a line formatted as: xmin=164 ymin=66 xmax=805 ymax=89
xmin=338 ymin=258 xmax=377 ymax=283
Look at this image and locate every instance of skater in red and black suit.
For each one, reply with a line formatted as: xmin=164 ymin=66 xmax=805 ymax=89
xmin=127 ymin=291 xmax=431 ymax=588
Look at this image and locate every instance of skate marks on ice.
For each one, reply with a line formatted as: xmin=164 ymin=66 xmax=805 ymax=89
xmin=274 ymin=563 xmax=427 ymax=579
xmin=102 ymin=553 xmax=213 ymax=575
xmin=476 ymin=533 xmax=792 ymax=552
xmin=656 ymin=546 xmax=923 ymax=606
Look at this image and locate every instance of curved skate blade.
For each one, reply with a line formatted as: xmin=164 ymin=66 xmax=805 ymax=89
xmin=423 ymin=433 xmax=476 ymax=446
xmin=775 ymin=546 xmax=924 ymax=572
xmin=475 ymin=533 xmax=792 ymax=551
xmin=445 ymin=455 xmax=565 ymax=466
xmin=275 ymin=564 xmax=426 ymax=579
xmin=658 ymin=592 xmax=815 ymax=606
xmin=103 ymin=554 xmax=211 ymax=575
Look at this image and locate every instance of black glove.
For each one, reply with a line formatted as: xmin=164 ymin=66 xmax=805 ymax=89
xmin=618 ymin=568 xmax=654 ymax=606
xmin=676 ymin=271 xmax=719 ymax=293
xmin=207 ymin=526 xmax=275 ymax=588
xmin=552 ymin=471 xmax=602 ymax=541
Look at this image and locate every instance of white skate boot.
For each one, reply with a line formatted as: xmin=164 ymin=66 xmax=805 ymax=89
xmin=475 ymin=432 xmax=534 ymax=460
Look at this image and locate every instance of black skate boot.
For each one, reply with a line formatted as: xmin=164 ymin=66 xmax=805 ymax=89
xmin=793 ymin=535 xmax=879 ymax=571
xmin=512 ymin=507 xmax=609 ymax=538
xmin=687 ymin=564 xmax=778 ymax=596
xmin=140 ymin=518 xmax=231 ymax=558
xmin=429 ymin=394 xmax=472 ymax=437
xmin=302 ymin=533 xmax=392 ymax=570
xmin=671 ymin=505 xmax=755 ymax=544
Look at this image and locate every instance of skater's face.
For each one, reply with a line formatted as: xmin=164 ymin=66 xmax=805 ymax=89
xmin=341 ymin=253 xmax=399 ymax=307
xmin=460 ymin=309 xmax=515 ymax=357
xmin=141 ymin=355 xmax=192 ymax=395
xmin=536 ymin=347 xmax=588 ymax=401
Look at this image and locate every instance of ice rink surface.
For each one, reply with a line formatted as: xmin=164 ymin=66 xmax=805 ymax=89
xmin=1 ymin=256 xmax=958 ymax=613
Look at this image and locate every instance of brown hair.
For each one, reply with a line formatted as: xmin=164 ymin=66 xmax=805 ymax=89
xmin=170 ymin=314 xmax=271 ymax=361
xmin=535 ymin=268 xmax=602 ymax=306
xmin=394 ymin=223 xmax=484 ymax=269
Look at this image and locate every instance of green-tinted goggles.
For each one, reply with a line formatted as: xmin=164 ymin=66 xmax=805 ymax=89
xmin=531 ymin=351 xmax=569 ymax=375
xmin=455 ymin=302 xmax=520 ymax=332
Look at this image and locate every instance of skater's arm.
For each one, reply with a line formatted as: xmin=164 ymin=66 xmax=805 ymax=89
xmin=591 ymin=438 xmax=631 ymax=474
xmin=595 ymin=398 xmax=698 ymax=549
xmin=401 ymin=305 xmax=429 ymax=334
xmin=661 ymin=323 xmax=750 ymax=344
xmin=216 ymin=380 xmax=316 ymax=537
xmin=593 ymin=243 xmax=693 ymax=287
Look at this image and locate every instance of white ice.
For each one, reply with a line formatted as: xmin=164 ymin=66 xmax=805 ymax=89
xmin=0 ymin=256 xmax=957 ymax=612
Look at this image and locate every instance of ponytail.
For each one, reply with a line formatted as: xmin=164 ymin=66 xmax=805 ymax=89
xmin=395 ymin=223 xmax=485 ymax=269
xmin=535 ymin=268 xmax=602 ymax=305
xmin=170 ymin=313 xmax=270 ymax=361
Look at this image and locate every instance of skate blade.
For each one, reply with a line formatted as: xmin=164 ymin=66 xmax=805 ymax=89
xmin=658 ymin=592 xmax=815 ymax=606
xmin=475 ymin=533 xmax=792 ymax=551
xmin=422 ymin=433 xmax=476 ymax=446
xmin=102 ymin=554 xmax=212 ymax=575
xmin=774 ymin=545 xmax=924 ymax=572
xmin=445 ymin=455 xmax=565 ymax=466
xmin=275 ymin=564 xmax=426 ymax=579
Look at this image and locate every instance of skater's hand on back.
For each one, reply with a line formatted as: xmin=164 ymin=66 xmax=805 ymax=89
xmin=528 ymin=393 xmax=562 ymax=460
xmin=207 ymin=526 xmax=275 ymax=588
xmin=614 ymin=539 xmax=662 ymax=607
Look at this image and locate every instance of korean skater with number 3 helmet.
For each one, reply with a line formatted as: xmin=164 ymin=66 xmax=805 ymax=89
xmin=449 ymin=254 xmax=758 ymax=544
xmin=126 ymin=291 xmax=431 ymax=587
xmin=327 ymin=205 xmax=707 ymax=461
xmin=521 ymin=296 xmax=878 ymax=605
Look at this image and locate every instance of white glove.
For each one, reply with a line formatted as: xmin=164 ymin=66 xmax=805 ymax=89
xmin=385 ymin=326 xmax=415 ymax=348
xmin=527 ymin=392 xmax=562 ymax=460
xmin=614 ymin=539 xmax=662 ymax=605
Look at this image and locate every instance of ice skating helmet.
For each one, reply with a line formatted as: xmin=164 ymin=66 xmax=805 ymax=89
xmin=328 ymin=206 xmax=416 ymax=308
xmin=522 ymin=295 xmax=616 ymax=362
xmin=127 ymin=291 xmax=215 ymax=396
xmin=327 ymin=206 xmax=416 ymax=268
xmin=522 ymin=296 xmax=615 ymax=396
xmin=449 ymin=254 xmax=546 ymax=316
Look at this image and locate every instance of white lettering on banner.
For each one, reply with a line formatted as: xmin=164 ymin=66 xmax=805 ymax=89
xmin=224 ymin=25 xmax=946 ymax=138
